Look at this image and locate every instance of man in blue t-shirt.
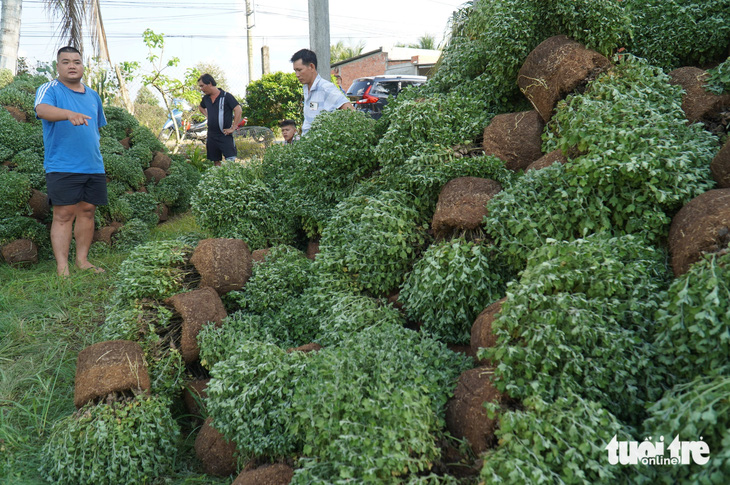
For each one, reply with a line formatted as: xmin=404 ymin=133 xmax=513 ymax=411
xmin=291 ymin=49 xmax=353 ymax=135
xmin=35 ymin=46 xmax=108 ymax=277
xmin=197 ymin=73 xmax=242 ymax=163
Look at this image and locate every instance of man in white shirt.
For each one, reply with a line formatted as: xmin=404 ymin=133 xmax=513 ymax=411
xmin=291 ymin=49 xmax=353 ymax=135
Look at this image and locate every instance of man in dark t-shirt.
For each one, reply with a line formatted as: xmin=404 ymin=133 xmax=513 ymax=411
xmin=197 ymin=73 xmax=242 ymax=162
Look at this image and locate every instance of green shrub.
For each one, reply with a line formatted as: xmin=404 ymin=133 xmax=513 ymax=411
xmin=113 ymin=240 xmax=195 ymax=302
xmin=0 ymin=85 xmax=35 ymax=118
xmin=117 ymin=192 xmax=158 ymax=226
xmin=192 ymin=160 xmax=297 ymax=250
xmin=488 ymin=55 xmax=717 ymax=268
xmin=290 ymin=324 xmax=471 ymax=484
xmin=113 ymin=218 xmax=153 ymax=250
xmin=148 ymin=157 xmax=200 ymax=213
xmin=263 ymin=109 xmax=378 ymax=236
xmin=198 ymin=312 xmax=277 ymax=370
xmin=627 ymin=0 xmax=730 ymax=70
xmin=99 ymin=136 xmax=126 ymax=156
xmin=104 ymin=153 xmax=145 ymax=190
xmin=206 ymin=340 xmax=308 ymax=458
xmin=643 ymin=376 xmax=730 ymax=484
xmin=315 ymin=190 xmax=428 ymax=295
xmin=400 ymin=238 xmax=509 ymax=345
xmin=100 ymin=106 xmax=139 ymax=140
xmin=40 ymin=396 xmax=180 ymax=485
xmin=480 ymin=234 xmax=669 ymax=423
xmin=0 ymin=109 xmax=43 ymax=158
xmin=243 ymin=71 xmax=303 ymax=129
xmin=0 ymin=170 xmax=31 ymax=218
xmin=0 ymin=216 xmax=50 ymax=258
xmin=480 ymin=393 xmax=633 ymax=484
xmin=373 ymin=147 xmax=514 ymax=221
xmin=0 ymin=68 xmax=12 ymax=89
xmin=229 ymin=245 xmax=311 ymax=314
xmin=130 ymin=125 xmax=166 ymax=154
xmin=102 ymin=299 xmax=186 ymax=400
xmin=706 ymin=56 xmax=730 ymax=94
xmin=654 ymin=251 xmax=730 ymax=384
xmin=10 ymin=149 xmax=45 ymax=191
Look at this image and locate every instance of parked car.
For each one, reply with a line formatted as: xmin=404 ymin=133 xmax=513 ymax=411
xmin=346 ymin=75 xmax=427 ymax=119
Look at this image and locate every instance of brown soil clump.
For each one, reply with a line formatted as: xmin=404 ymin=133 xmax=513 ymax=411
xmin=232 ymin=463 xmax=294 ymax=485
xmin=471 ymin=297 xmax=507 ymax=366
xmin=93 ymin=222 xmax=123 ymax=246
xmin=669 ymin=189 xmax=730 ymax=276
xmin=194 ymin=417 xmax=238 ymax=477
xmin=482 ymin=110 xmax=544 ymax=171
xmin=251 ymin=248 xmax=271 ymax=263
xmin=166 ymin=287 xmax=227 ymax=364
xmin=29 ymin=190 xmax=50 ymax=220
xmin=74 ymin=340 xmax=150 ymax=408
xmin=711 ymin=140 xmax=730 ymax=188
xmin=445 ymin=366 xmax=502 ymax=454
xmin=518 ymin=35 xmax=611 ymax=122
xmin=1 ymin=239 xmax=38 ymax=266
xmin=286 ymin=343 xmax=323 ymax=354
xmin=144 ymin=167 xmax=167 ymax=184
xmin=4 ymin=106 xmax=27 ymax=123
xmin=526 ymin=149 xmax=568 ymax=172
xmin=119 ymin=137 xmax=131 ymax=149
xmin=156 ymin=203 xmax=170 ymax=222
xmin=150 ymin=151 xmax=172 ymax=171
xmin=306 ymin=238 xmax=320 ymax=260
xmin=190 ymin=238 xmax=253 ymax=295
xmin=669 ymin=67 xmax=730 ymax=124
xmin=432 ymin=177 xmax=502 ymax=239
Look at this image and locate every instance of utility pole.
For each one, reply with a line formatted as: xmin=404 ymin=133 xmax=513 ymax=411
xmin=245 ymin=0 xmax=255 ymax=83
xmin=261 ymin=46 xmax=270 ymax=76
xmin=0 ymin=0 xmax=23 ymax=74
xmin=308 ymin=0 xmax=331 ymax=78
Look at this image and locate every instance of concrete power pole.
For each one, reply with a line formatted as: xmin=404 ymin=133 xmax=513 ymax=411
xmin=308 ymin=0 xmax=331 ymax=78
xmin=0 ymin=0 xmax=23 ymax=74
xmin=261 ymin=46 xmax=270 ymax=76
xmin=245 ymin=0 xmax=255 ymax=83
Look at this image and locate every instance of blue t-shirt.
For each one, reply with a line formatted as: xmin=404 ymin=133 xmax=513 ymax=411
xmin=34 ymin=80 xmax=107 ymax=174
xmin=302 ymin=74 xmax=349 ymax=135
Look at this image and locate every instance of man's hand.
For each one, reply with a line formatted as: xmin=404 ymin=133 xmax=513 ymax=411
xmin=68 ymin=112 xmax=91 ymax=126
xmin=223 ymin=126 xmax=236 ymax=135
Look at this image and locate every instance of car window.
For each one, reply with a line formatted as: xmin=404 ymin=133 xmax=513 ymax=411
xmin=370 ymin=81 xmax=400 ymax=97
xmin=346 ymin=80 xmax=373 ymax=97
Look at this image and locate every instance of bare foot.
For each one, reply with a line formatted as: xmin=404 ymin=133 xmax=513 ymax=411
xmin=76 ymin=262 xmax=106 ymax=274
xmin=57 ymin=264 xmax=70 ymax=277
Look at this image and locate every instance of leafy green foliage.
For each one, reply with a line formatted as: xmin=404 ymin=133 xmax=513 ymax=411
xmin=315 ymin=190 xmax=428 ymax=295
xmin=100 ymin=106 xmax=139 ymax=141
xmin=113 ymin=218 xmax=153 ymax=250
xmin=113 ymin=240 xmax=195 ymax=302
xmin=263 ymin=109 xmax=379 ymax=236
xmin=0 ymin=108 xmax=43 ymax=157
xmin=400 ymin=239 xmax=509 ymax=345
xmin=230 ymin=245 xmax=311 ymax=314
xmin=206 ymin=340 xmax=308 ymax=458
xmin=654 ymin=251 xmax=730 ymax=384
xmin=480 ymin=393 xmax=633 ymax=484
xmin=191 ymin=160 xmax=297 ymax=250
xmin=40 ymin=396 xmax=181 ymax=485
xmin=480 ymin=234 xmax=669 ymax=423
xmin=290 ymin=324 xmax=471 ymax=484
xmin=10 ymin=149 xmax=45 ymax=191
xmin=643 ymin=376 xmax=730 ymax=484
xmin=147 ymin=157 xmax=200 ymax=213
xmin=0 ymin=216 xmax=50 ymax=258
xmin=627 ymin=0 xmax=730 ymax=70
xmin=243 ymin=71 xmax=303 ymax=129
xmin=103 ymin=153 xmax=145 ymax=190
xmin=0 ymin=170 xmax=31 ymax=218
xmin=488 ymin=56 xmax=717 ymax=268
xmin=0 ymin=86 xmax=35 ymax=119
xmin=706 ymin=56 xmax=730 ymax=95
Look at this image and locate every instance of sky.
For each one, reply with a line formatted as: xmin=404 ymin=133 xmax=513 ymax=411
xmin=13 ymin=0 xmax=467 ymax=96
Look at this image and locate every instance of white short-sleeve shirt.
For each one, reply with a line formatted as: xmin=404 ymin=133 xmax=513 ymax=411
xmin=302 ymin=74 xmax=349 ymax=135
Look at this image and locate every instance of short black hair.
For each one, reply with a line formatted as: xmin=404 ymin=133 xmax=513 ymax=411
xmin=57 ymin=46 xmax=81 ymax=60
xmin=290 ymin=49 xmax=317 ymax=69
xmin=279 ymin=119 xmax=297 ymax=128
xmin=198 ymin=73 xmax=216 ymax=86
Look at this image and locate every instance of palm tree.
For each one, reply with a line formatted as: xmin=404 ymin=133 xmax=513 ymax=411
xmin=43 ymin=0 xmax=134 ymax=112
xmin=331 ymin=41 xmax=366 ymax=63
xmin=0 ymin=0 xmax=23 ymax=73
xmin=396 ymin=34 xmax=438 ymax=50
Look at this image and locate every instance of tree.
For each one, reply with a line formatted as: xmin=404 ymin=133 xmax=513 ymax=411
xmin=0 ymin=0 xmax=23 ymax=73
xmin=243 ymin=72 xmax=303 ymax=129
xmin=330 ymin=41 xmax=366 ymax=63
xmin=41 ymin=0 xmax=133 ymax=112
xmin=195 ymin=62 xmax=228 ymax=90
xmin=396 ymin=34 xmax=438 ymax=50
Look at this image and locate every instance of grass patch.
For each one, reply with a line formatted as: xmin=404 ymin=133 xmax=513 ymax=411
xmin=0 ymin=212 xmax=225 ymax=483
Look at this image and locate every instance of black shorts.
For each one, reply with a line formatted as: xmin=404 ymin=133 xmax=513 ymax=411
xmin=46 ymin=172 xmax=108 ymax=206
xmin=206 ymin=134 xmax=237 ymax=161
